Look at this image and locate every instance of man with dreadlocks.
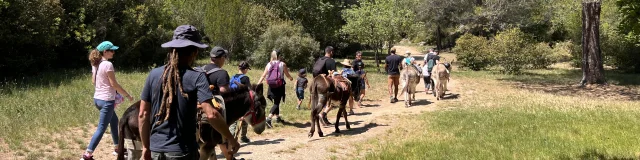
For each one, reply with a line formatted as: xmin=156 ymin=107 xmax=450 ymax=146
xmin=138 ymin=25 xmax=239 ymax=160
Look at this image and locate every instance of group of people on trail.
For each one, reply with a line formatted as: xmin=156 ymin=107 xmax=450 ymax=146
xmin=385 ymin=47 xmax=442 ymax=103
xmin=82 ymin=24 xmax=375 ymax=160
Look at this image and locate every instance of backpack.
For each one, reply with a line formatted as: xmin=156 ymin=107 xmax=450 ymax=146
xmin=427 ymin=55 xmax=436 ymax=72
xmin=229 ymin=74 xmax=246 ymax=90
xmin=313 ymin=57 xmax=329 ymax=77
xmin=266 ymin=61 xmax=283 ymax=88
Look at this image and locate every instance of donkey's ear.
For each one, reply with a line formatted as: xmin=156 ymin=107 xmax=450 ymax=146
xmin=253 ymin=83 xmax=264 ymax=95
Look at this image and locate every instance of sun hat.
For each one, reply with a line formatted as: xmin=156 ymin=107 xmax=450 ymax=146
xmin=340 ymin=59 xmax=352 ymax=67
xmin=161 ymin=25 xmax=208 ymax=49
xmin=210 ymin=46 xmax=228 ymax=58
xmin=238 ymin=61 xmax=251 ymax=70
xmin=96 ymin=41 xmax=119 ymax=52
xmin=405 ymin=50 xmax=411 ymax=55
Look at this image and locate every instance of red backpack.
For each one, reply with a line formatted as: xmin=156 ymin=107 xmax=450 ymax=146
xmin=266 ymin=61 xmax=283 ymax=88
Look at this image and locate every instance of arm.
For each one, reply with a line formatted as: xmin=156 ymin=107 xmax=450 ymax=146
xmin=256 ymin=67 xmax=269 ymax=84
xmin=139 ymin=100 xmax=151 ymax=152
xmin=293 ymin=80 xmax=297 ymax=90
xmin=107 ymin=71 xmax=133 ymax=100
xmin=283 ymin=63 xmax=293 ymax=81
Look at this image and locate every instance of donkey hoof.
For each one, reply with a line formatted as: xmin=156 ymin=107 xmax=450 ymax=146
xmin=335 ymin=129 xmax=341 ymax=133
xmin=319 ymin=132 xmax=324 ymax=137
xmin=308 ymin=132 xmax=314 ymax=138
xmin=346 ymin=126 xmax=351 ymax=130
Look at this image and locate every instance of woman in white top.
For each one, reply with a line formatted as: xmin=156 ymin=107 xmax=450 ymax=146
xmin=82 ymin=41 xmax=133 ymax=160
xmin=257 ymin=50 xmax=293 ymax=128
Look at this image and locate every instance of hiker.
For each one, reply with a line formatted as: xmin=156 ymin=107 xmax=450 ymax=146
xmin=294 ymin=69 xmax=308 ymax=110
xmin=340 ymin=59 xmax=359 ymax=115
xmin=385 ymin=48 xmax=403 ymax=103
xmin=82 ymin=41 xmax=134 ymax=160
xmin=355 ymin=62 xmax=370 ymax=107
xmin=424 ymin=48 xmax=441 ymax=93
xmin=138 ymin=25 xmax=239 ymax=160
xmin=312 ymin=46 xmax=337 ymax=124
xmin=352 ymin=51 xmax=365 ymax=72
xmin=257 ymin=50 xmax=294 ymax=128
xmin=228 ymin=61 xmax=252 ymax=143
xmin=404 ymin=51 xmax=421 ymax=74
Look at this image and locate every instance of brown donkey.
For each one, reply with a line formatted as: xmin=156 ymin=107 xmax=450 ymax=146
xmin=308 ymin=74 xmax=352 ymax=138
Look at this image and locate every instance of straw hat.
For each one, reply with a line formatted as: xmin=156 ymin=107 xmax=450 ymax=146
xmin=340 ymin=59 xmax=352 ymax=67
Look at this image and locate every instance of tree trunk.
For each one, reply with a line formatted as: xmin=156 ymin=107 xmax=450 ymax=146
xmin=436 ymin=25 xmax=442 ymax=51
xmin=375 ymin=46 xmax=381 ymax=73
xmin=580 ymin=1 xmax=606 ymax=85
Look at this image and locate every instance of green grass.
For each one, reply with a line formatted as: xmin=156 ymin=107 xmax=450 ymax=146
xmin=362 ymin=69 xmax=640 ymax=159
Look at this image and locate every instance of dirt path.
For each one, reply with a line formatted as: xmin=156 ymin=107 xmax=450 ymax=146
xmin=208 ymin=46 xmax=460 ymax=160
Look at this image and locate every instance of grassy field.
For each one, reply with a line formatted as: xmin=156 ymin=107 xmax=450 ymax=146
xmin=362 ymin=69 xmax=640 ymax=159
xmin=0 ymin=52 xmax=389 ymax=151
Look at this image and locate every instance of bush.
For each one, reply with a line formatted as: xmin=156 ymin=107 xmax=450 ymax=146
xmin=453 ymin=33 xmax=491 ymax=71
xmin=490 ymin=28 xmax=530 ymax=74
xmin=551 ymin=41 xmax=574 ymax=63
xmin=251 ymin=22 xmax=321 ymax=70
xmin=527 ymin=43 xmax=554 ymax=69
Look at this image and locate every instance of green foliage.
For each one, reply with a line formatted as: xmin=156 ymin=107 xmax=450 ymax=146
xmin=453 ymin=33 xmax=491 ymax=71
xmin=490 ymin=28 xmax=530 ymax=74
xmin=527 ymin=43 xmax=554 ymax=69
xmin=251 ymin=22 xmax=320 ymax=70
xmin=617 ymin=0 xmax=640 ymax=46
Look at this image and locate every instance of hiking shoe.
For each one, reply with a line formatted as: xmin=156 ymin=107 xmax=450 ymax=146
xmin=390 ymin=97 xmax=394 ymax=103
xmin=266 ymin=118 xmax=273 ymax=128
xmin=393 ymin=98 xmax=398 ymax=103
xmin=296 ymin=105 xmax=301 ymax=110
xmin=241 ymin=136 xmax=251 ymax=143
xmin=81 ymin=154 xmax=94 ymax=160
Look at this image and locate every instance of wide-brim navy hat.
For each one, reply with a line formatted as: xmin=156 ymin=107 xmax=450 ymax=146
xmin=161 ymin=25 xmax=209 ymax=49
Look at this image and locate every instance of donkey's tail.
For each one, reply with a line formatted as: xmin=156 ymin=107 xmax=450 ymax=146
xmin=116 ymin=113 xmax=127 ymax=160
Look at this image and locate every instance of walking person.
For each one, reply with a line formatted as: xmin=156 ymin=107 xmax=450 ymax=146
xmin=229 ymin=61 xmax=252 ymax=143
xmin=355 ymin=63 xmax=370 ymax=107
xmin=257 ymin=50 xmax=294 ymax=128
xmin=82 ymin=41 xmax=134 ymax=160
xmin=424 ymin=48 xmax=441 ymax=93
xmin=294 ymin=69 xmax=309 ymax=110
xmin=138 ymin=25 xmax=239 ymax=160
xmin=385 ymin=48 xmax=403 ymax=103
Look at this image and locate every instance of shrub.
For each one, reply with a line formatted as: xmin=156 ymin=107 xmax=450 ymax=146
xmin=527 ymin=43 xmax=554 ymax=69
xmin=551 ymin=41 xmax=574 ymax=63
xmin=453 ymin=33 xmax=491 ymax=71
xmin=490 ymin=28 xmax=530 ymax=74
xmin=251 ymin=22 xmax=321 ymax=69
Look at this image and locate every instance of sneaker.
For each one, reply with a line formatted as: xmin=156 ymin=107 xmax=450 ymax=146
xmin=266 ymin=118 xmax=273 ymax=128
xmin=276 ymin=117 xmax=285 ymax=123
xmin=390 ymin=97 xmax=394 ymax=103
xmin=241 ymin=136 xmax=251 ymax=143
xmin=296 ymin=105 xmax=301 ymax=110
xmin=81 ymin=153 xmax=94 ymax=160
xmin=393 ymin=98 xmax=398 ymax=103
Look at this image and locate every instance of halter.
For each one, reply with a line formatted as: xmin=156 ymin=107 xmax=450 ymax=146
xmin=243 ymin=90 xmax=264 ymax=125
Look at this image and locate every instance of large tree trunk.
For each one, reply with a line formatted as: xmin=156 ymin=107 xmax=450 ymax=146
xmin=580 ymin=1 xmax=606 ymax=85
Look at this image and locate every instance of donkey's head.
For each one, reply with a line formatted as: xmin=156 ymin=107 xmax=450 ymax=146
xmin=243 ymin=83 xmax=267 ymax=134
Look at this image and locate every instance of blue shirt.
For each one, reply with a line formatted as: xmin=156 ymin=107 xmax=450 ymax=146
xmin=342 ymin=68 xmax=355 ymax=78
xmin=140 ymin=65 xmax=213 ymax=153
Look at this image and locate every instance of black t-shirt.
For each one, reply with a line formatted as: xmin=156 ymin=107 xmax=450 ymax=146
xmin=140 ymin=65 xmax=212 ymax=153
xmin=314 ymin=57 xmax=337 ymax=77
xmin=352 ymin=59 xmax=364 ymax=72
xmin=426 ymin=53 xmax=440 ymax=64
xmin=385 ymin=54 xmax=403 ymax=75
xmin=203 ymin=64 xmax=230 ymax=95
xmin=296 ymin=77 xmax=308 ymax=88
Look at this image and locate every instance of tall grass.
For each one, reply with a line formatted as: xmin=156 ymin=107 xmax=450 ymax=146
xmin=363 ymin=69 xmax=640 ymax=159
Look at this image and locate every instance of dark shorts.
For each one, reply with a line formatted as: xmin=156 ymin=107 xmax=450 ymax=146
xmin=296 ymin=87 xmax=305 ymax=100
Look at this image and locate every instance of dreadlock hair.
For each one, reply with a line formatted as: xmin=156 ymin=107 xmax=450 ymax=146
xmin=155 ymin=46 xmax=198 ymax=125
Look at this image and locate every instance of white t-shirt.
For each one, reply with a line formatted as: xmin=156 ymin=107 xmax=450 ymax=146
xmin=92 ymin=61 xmax=116 ymax=101
xmin=265 ymin=60 xmax=285 ymax=79
xmin=422 ymin=65 xmax=430 ymax=77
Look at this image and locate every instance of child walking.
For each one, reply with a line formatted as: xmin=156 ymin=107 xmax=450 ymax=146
xmin=294 ymin=69 xmax=308 ymax=110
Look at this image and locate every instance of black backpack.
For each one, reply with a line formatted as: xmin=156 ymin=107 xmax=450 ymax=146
xmin=312 ymin=57 xmax=329 ymax=77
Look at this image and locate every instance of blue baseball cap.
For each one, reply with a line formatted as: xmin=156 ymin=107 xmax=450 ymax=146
xmin=162 ymin=25 xmax=208 ymax=49
xmin=96 ymin=41 xmax=119 ymax=52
